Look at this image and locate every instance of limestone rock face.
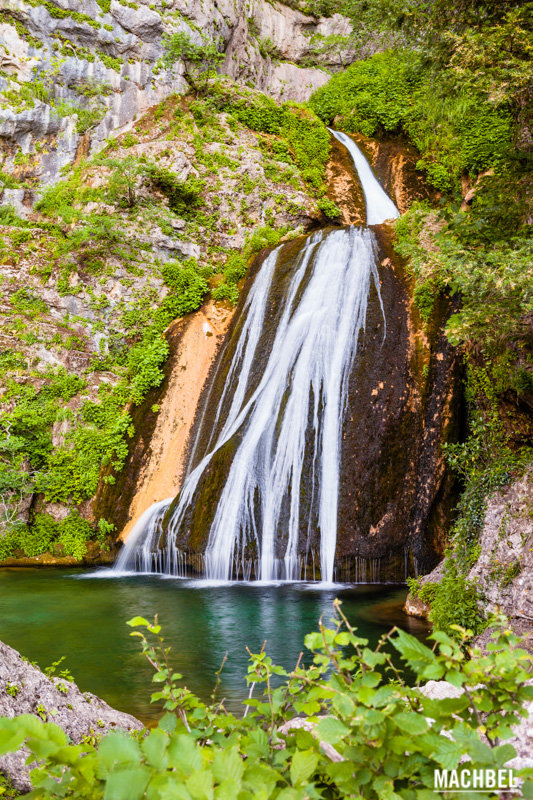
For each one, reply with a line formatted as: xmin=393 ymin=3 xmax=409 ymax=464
xmin=405 ymin=471 xmax=533 ymax=624
xmin=0 ymin=639 xmax=142 ymax=792
xmin=0 ymin=0 xmax=343 ymax=194
xmin=466 ymin=471 xmax=533 ymax=619
xmin=109 ymin=0 xmax=164 ymax=41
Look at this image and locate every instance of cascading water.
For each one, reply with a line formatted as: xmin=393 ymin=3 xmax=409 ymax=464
xmin=114 ymin=133 xmax=400 ymax=583
xmin=329 ymin=131 xmax=399 ymax=225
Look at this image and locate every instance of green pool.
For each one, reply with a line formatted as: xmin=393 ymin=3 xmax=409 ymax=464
xmin=0 ymin=568 xmax=430 ymax=723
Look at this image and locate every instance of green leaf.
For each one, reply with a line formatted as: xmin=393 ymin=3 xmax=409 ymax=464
xmin=103 ymin=767 xmax=151 ymax=800
xmin=0 ymin=725 xmax=25 ymax=756
xmin=332 ymin=693 xmax=355 ymax=717
xmin=290 ymin=749 xmax=318 ymax=786
xmin=394 ymin=712 xmax=429 ymax=735
xmin=315 ymin=717 xmax=350 ymax=745
xmin=357 ymin=685 xmax=376 ymax=705
xmin=126 ymin=616 xmax=150 ymax=627
xmin=168 ymin=734 xmax=202 ymax=774
xmin=159 ymin=712 xmax=177 ymax=734
xmin=391 ymin=629 xmax=436 ymax=668
xmin=142 ymin=728 xmax=169 ymax=770
xmin=186 ymin=768 xmax=214 ymax=800
xmin=97 ymin=733 xmax=142 ymax=773
xmin=212 ymin=747 xmax=244 ymax=784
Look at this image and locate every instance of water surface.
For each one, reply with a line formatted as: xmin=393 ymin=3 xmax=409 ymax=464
xmin=0 ymin=568 xmax=429 ymax=722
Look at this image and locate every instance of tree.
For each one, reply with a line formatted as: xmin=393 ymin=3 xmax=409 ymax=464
xmin=161 ymin=32 xmax=224 ymax=93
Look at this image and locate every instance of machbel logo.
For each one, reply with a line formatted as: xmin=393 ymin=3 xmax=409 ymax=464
xmin=434 ymin=768 xmax=519 ymax=793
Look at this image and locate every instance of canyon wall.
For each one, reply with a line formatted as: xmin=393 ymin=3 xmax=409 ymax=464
xmin=0 ymin=0 xmax=348 ymax=200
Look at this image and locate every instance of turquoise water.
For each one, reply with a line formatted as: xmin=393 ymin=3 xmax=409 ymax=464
xmin=0 ymin=568 xmax=430 ymax=723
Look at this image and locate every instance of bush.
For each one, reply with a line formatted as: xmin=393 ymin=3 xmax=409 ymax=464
xmin=428 ymin=560 xmax=486 ymax=637
xmin=317 ymin=197 xmax=342 ymax=220
xmin=309 ymin=50 xmax=512 ymax=192
xmin=1 ymin=608 xmax=532 ymax=799
xmin=145 ymin=165 xmax=203 ymax=218
xmin=1 ymin=512 xmax=95 ymax=561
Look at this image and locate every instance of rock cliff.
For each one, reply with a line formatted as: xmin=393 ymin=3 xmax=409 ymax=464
xmin=405 ymin=470 xmax=533 ymax=635
xmin=0 ymin=0 xmax=345 ymax=196
xmin=0 ymin=80 xmax=328 ymax=559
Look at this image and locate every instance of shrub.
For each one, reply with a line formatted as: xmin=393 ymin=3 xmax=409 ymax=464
xmin=428 ymin=559 xmax=486 ymax=637
xmin=145 ymin=164 xmax=203 ymax=218
xmin=317 ymin=197 xmax=342 ymax=220
xmin=4 ymin=512 xmax=95 ymax=561
xmin=310 ymin=50 xmax=512 ymax=192
xmin=161 ymin=31 xmax=224 ymax=92
xmin=1 ymin=608 xmax=532 ymax=799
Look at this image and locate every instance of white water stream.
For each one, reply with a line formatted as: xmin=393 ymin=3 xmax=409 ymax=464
xmin=114 ymin=133 xmax=399 ymax=582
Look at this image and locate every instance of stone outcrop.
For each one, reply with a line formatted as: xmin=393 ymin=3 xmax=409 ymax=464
xmin=467 ymin=470 xmax=533 ymax=621
xmin=0 ymin=639 xmax=142 ymax=792
xmin=404 ymin=471 xmax=533 ymax=632
xmin=0 ymin=0 xmax=345 ymax=194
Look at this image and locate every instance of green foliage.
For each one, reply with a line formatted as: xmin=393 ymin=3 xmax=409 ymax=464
xmin=159 ymin=258 xmax=208 ymax=322
xmin=406 ymin=576 xmax=437 ymax=606
xmin=10 ymin=288 xmax=48 ymax=315
xmin=212 ymin=227 xmax=293 ymax=305
xmin=97 ymin=52 xmax=123 ymax=72
xmin=126 ymin=336 xmax=169 ymax=404
xmin=0 ymin=205 xmax=32 ymax=227
xmin=1 ymin=512 xmax=94 ymax=561
xmin=99 ymin=155 xmax=144 ymax=209
xmin=2 ymin=607 xmax=533 ymax=799
xmin=317 ymin=197 xmax=342 ymax=220
xmin=161 ymin=32 xmax=224 ymax=92
xmin=310 ymin=51 xmax=419 ymax=136
xmin=145 ymin=164 xmax=203 ymax=218
xmin=310 ymin=50 xmax=512 ymax=192
xmin=0 ymin=170 xmax=20 ymax=189
xmin=394 ymin=202 xmax=533 ymax=352
xmin=441 ymin=363 xmax=533 ymax=569
xmin=406 ymin=566 xmax=484 ymax=639
xmin=43 ymin=656 xmax=74 ymax=683
xmin=428 ymin=559 xmax=486 ymax=637
xmin=213 ymin=86 xmax=330 ymax=190
xmin=211 ymin=251 xmax=247 ymax=304
xmin=54 ymin=99 xmax=107 ymax=134
xmin=0 ymin=771 xmax=21 ymax=799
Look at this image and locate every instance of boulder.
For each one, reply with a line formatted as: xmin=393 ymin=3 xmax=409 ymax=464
xmin=0 ymin=640 xmax=143 ymax=793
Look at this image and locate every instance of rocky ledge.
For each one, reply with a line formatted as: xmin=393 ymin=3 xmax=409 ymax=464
xmin=0 ymin=639 xmax=143 ymax=793
xmin=405 ymin=470 xmax=533 ymax=630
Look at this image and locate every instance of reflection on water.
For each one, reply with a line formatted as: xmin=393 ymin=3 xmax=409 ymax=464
xmin=0 ymin=568 xmax=430 ymax=722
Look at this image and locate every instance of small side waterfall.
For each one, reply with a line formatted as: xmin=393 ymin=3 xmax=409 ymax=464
xmin=328 ymin=131 xmax=399 ymax=225
xmin=114 ymin=132 xmax=400 ymax=583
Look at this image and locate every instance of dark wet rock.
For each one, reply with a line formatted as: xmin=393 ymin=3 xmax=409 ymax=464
xmin=160 ymin=219 xmax=462 ymax=580
xmin=0 ymin=639 xmax=142 ymax=793
xmin=325 ymin=134 xmax=365 ymax=225
xmin=335 ymin=235 xmax=462 ymax=580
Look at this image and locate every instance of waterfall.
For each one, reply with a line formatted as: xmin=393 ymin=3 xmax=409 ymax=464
xmin=113 ymin=133 xmax=399 ymax=583
xmin=329 ymin=130 xmax=400 ymax=225
xmin=113 ymin=498 xmax=171 ymax=573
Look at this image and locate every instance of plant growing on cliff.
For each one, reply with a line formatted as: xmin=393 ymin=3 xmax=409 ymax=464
xmin=1 ymin=606 xmax=533 ymax=798
xmin=161 ymin=32 xmax=224 ymax=93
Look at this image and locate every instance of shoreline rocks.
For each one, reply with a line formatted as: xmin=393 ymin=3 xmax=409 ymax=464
xmin=0 ymin=640 xmax=143 ymax=793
